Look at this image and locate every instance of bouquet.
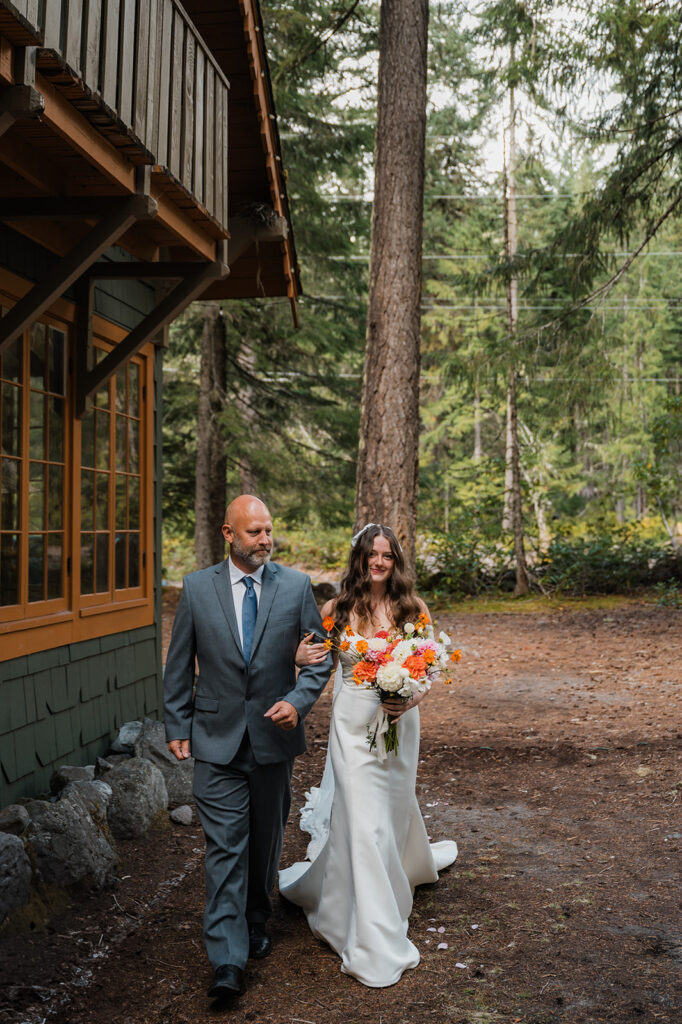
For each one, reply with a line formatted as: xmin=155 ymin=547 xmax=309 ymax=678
xmin=321 ymin=612 xmax=461 ymax=760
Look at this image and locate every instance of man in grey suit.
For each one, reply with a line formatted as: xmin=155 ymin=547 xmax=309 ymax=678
xmin=164 ymin=495 xmax=330 ymax=999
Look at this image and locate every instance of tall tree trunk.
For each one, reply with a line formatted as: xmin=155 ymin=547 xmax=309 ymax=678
xmin=195 ymin=302 xmax=227 ymax=568
xmin=502 ymin=76 xmax=529 ymax=595
xmin=473 ymin=376 xmax=482 ymax=461
xmin=355 ymin=0 xmax=429 ymax=570
xmin=235 ymin=341 xmax=259 ymax=495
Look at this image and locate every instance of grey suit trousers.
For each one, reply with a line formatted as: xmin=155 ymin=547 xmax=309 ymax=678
xmin=193 ymin=732 xmax=293 ymax=970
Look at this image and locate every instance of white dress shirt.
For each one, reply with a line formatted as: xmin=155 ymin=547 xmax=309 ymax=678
xmin=228 ymin=557 xmax=264 ymax=647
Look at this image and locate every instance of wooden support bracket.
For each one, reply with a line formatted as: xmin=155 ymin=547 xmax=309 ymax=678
xmin=75 ymin=255 xmax=229 ymax=416
xmin=227 ymin=214 xmax=288 ymax=267
xmin=0 ymin=193 xmax=157 ymax=354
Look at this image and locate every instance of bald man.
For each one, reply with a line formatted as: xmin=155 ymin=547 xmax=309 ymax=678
xmin=164 ymin=496 xmax=330 ymax=999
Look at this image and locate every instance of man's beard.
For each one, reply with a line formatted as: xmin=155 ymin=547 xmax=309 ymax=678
xmin=231 ymin=535 xmax=272 ymax=571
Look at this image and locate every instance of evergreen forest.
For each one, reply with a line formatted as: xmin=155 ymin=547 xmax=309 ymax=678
xmin=162 ymin=0 xmax=682 ymax=598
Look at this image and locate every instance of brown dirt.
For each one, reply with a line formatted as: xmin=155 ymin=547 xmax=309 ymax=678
xmin=1 ymin=598 xmax=681 ymax=1024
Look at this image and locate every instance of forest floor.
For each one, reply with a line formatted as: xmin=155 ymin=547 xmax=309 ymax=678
xmin=1 ymin=593 xmax=681 ymax=1024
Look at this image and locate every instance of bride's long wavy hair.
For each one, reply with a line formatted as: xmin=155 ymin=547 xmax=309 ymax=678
xmin=332 ymin=525 xmax=422 ymax=635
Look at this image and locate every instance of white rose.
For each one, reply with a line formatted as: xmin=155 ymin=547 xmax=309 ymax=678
xmin=376 ymin=662 xmax=409 ymax=693
xmin=367 ymin=637 xmax=389 ymax=653
xmin=391 ymin=640 xmax=415 ymax=665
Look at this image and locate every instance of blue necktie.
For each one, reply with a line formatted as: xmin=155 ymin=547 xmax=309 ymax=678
xmin=241 ymin=576 xmax=257 ymax=663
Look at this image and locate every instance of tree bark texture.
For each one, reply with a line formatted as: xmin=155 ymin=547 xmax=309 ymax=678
xmin=194 ymin=302 xmax=227 ymax=569
xmin=354 ymin=0 xmax=429 ymax=570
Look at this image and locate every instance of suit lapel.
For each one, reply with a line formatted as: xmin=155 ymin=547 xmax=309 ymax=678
xmin=250 ymin=562 xmax=279 ymax=661
xmin=212 ymin=561 xmax=244 ymax=657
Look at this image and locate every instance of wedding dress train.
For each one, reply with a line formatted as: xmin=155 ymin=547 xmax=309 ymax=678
xmin=279 ymin=647 xmax=458 ymax=988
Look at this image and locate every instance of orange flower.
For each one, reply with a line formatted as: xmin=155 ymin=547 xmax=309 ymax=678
xmin=443 ymin=677 xmax=452 ymax=685
xmin=450 ymin=649 xmax=462 ymax=663
xmin=352 ymin=660 xmax=378 ymax=685
xmin=322 ymin=616 xmax=335 ymax=632
xmin=339 ymin=639 xmax=351 ymax=651
xmin=423 ymin=649 xmax=436 ymax=665
xmin=345 ymin=625 xmax=354 ymax=635
xmin=402 ymin=653 xmax=428 ymax=679
xmin=356 ymin=639 xmax=369 ymax=655
xmin=324 ymin=639 xmax=333 ymax=650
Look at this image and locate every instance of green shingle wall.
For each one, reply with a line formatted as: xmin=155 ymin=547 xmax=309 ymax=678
xmin=0 ymin=625 xmax=163 ymax=804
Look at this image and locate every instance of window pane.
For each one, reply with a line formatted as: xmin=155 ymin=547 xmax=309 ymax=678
xmin=116 ymin=364 xmax=127 ymax=413
xmin=96 ymin=409 xmax=110 ymax=470
xmin=0 ymin=532 xmax=19 ymax=605
xmin=95 ymin=532 xmax=109 ymax=592
xmin=49 ymin=397 xmax=64 ymax=463
xmin=49 ymin=329 xmax=66 ymax=396
xmin=128 ymin=479 xmax=139 ymax=529
xmin=128 ymin=419 xmax=138 ymax=473
xmin=81 ymin=533 xmax=94 ymax=594
xmin=116 ymin=415 xmax=127 ymax=471
xmin=30 ymin=391 xmax=46 ymax=460
xmin=47 ymin=464 xmax=63 ymax=529
xmin=1 ymin=458 xmax=20 ymax=531
xmin=81 ymin=469 xmax=94 ymax=530
xmin=96 ymin=472 xmax=109 ymax=531
xmin=47 ymin=533 xmax=63 ymax=599
xmin=81 ymin=410 xmax=95 ymax=468
xmin=30 ymin=324 xmax=47 ymax=389
xmin=128 ymin=533 xmax=140 ymax=588
xmin=28 ymin=462 xmax=45 ymax=530
xmin=28 ymin=533 xmax=45 ymax=602
xmin=0 ymin=338 xmax=21 ymax=383
xmin=128 ymin=363 xmax=139 ymax=417
xmin=1 ymin=382 xmax=21 ymax=456
xmin=115 ymin=532 xmax=127 ymax=589
xmin=116 ymin=474 xmax=127 ymax=528
xmin=95 ymin=375 xmax=110 ymax=408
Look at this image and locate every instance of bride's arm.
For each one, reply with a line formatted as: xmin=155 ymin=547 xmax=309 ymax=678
xmin=295 ymin=597 xmax=337 ymax=666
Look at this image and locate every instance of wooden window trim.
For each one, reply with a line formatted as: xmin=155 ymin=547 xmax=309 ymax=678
xmin=0 ymin=269 xmax=155 ymax=662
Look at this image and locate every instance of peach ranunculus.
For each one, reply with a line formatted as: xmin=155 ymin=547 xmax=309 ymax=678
xmin=322 ymin=616 xmax=335 ymax=632
xmin=402 ymin=654 xmax=428 ymax=679
xmin=352 ymin=660 xmax=379 ymax=686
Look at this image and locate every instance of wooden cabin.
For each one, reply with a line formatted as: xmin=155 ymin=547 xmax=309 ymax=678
xmin=0 ymin=0 xmax=300 ymax=803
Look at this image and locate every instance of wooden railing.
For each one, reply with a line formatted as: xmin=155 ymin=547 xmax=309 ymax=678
xmin=2 ymin=0 xmax=229 ymax=230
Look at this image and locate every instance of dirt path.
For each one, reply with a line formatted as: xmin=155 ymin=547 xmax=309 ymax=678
xmin=2 ymin=602 xmax=681 ymax=1024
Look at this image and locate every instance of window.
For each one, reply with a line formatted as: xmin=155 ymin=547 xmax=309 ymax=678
xmin=0 ymin=321 xmax=68 ymax=615
xmin=80 ymin=349 xmax=144 ymax=602
xmin=0 ymin=278 xmax=154 ymax=658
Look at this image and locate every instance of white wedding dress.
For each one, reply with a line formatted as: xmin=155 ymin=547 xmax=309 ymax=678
xmin=279 ymin=644 xmax=458 ymax=988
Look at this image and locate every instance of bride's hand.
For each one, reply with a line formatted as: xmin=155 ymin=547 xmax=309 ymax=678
xmin=381 ymin=690 xmax=426 ymax=720
xmin=296 ymin=633 xmax=329 ymax=667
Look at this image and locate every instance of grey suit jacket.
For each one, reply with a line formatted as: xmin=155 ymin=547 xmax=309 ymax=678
xmin=163 ymin=560 xmax=331 ymax=765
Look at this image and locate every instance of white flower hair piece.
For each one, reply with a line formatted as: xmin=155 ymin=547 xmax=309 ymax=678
xmin=350 ymin=522 xmax=403 ymax=552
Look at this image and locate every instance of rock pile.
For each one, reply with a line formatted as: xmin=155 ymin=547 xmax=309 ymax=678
xmin=0 ymin=717 xmax=194 ymax=929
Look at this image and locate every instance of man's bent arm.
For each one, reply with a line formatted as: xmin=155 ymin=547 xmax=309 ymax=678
xmin=280 ymin=577 xmax=332 ymax=720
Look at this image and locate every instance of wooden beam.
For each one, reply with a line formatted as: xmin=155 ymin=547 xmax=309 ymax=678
xmin=86 ymin=260 xmax=211 ymax=278
xmin=0 ymin=193 xmax=157 ymax=353
xmin=77 ymin=256 xmax=228 ymax=413
xmin=0 ymin=196 xmax=147 ymax=219
xmin=0 ymin=82 xmax=43 ymax=136
xmin=227 ymin=214 xmax=287 ymax=266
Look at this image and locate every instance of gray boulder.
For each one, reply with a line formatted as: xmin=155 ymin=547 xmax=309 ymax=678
xmin=133 ymin=717 xmax=194 ymax=806
xmin=110 ymin=720 xmax=143 ymax=754
xmin=50 ymin=763 xmax=95 ymax=795
xmin=170 ymin=805 xmax=193 ymax=826
xmin=0 ymin=832 xmax=32 ymax=921
xmin=106 ymin=758 xmax=168 ymax=839
xmin=0 ymin=804 xmax=30 ymax=836
xmin=24 ymin=794 xmax=116 ymax=890
xmin=60 ymin=780 xmax=113 ymax=823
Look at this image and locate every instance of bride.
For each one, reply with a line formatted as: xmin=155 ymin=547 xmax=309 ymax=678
xmin=279 ymin=523 xmax=458 ymax=988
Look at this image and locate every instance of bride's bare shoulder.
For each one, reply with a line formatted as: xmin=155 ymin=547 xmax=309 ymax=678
xmin=320 ymin=597 xmax=338 ymax=619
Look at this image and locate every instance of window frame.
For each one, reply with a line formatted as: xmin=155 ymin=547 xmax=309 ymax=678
xmin=0 ymin=269 xmax=155 ymax=659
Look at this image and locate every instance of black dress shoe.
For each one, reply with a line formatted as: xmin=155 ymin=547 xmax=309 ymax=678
xmin=248 ymin=924 xmax=272 ymax=959
xmin=207 ymin=964 xmax=245 ymax=998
